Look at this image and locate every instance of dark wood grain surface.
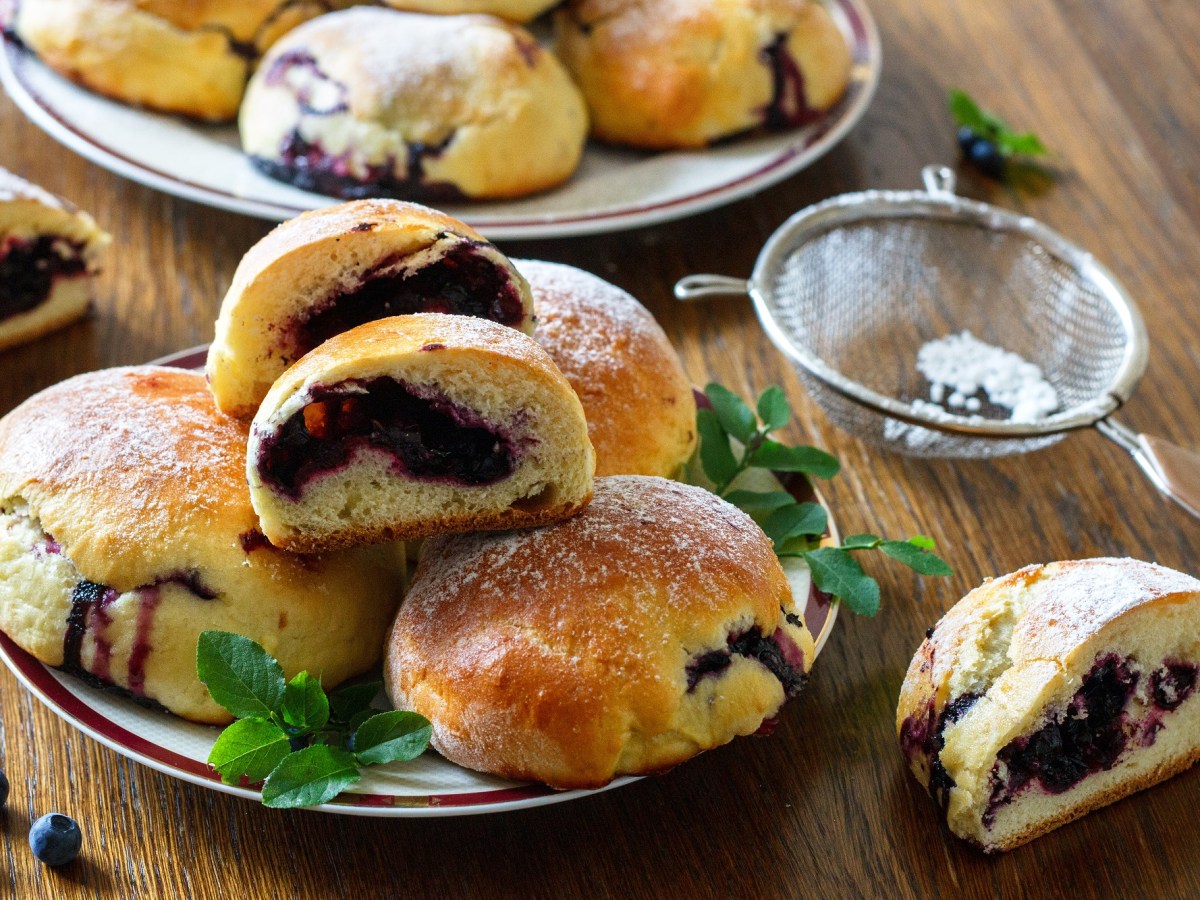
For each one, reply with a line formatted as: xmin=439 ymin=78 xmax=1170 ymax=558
xmin=1 ymin=1 xmax=1199 ymax=897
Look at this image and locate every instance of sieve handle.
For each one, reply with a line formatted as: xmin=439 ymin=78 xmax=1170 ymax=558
xmin=674 ymin=274 xmax=750 ymax=302
xmin=1097 ymin=418 xmax=1200 ymax=519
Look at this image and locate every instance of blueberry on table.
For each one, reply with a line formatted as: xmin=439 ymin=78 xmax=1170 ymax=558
xmin=967 ymin=138 xmax=1006 ymax=179
xmin=29 ymin=813 xmax=82 ymax=866
xmin=956 ymin=125 xmax=980 ymax=155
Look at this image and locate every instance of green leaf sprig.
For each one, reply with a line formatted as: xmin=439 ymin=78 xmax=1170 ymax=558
xmin=949 ymin=88 xmax=1049 ymax=160
xmin=196 ymin=631 xmax=431 ymax=808
xmin=694 ymin=384 xmax=953 ymax=616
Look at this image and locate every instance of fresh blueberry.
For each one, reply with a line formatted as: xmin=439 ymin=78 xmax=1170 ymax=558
xmin=0 ymin=770 xmax=8 ymax=807
xmin=29 ymin=813 xmax=82 ymax=867
xmin=967 ymin=138 xmax=1007 ymax=179
xmin=956 ymin=125 xmax=981 ymax=155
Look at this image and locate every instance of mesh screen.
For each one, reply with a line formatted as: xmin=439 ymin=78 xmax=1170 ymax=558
xmin=762 ymin=215 xmax=1132 ymax=458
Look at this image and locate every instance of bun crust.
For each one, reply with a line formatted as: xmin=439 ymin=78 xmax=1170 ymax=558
xmin=554 ymin=0 xmax=852 ymax=148
xmin=247 ymin=313 xmax=595 ymax=553
xmin=207 ymin=199 xmax=534 ymax=419
xmin=241 ymin=8 xmax=588 ymax=200
xmin=519 ymin=260 xmax=696 ymax=478
xmin=380 ymin=0 xmax=560 ymax=22
xmin=898 ymin=558 xmax=1200 ymax=852
xmin=385 ymin=475 xmax=812 ymax=789
xmin=12 ymin=0 xmax=345 ymax=120
xmin=0 ymin=367 xmax=402 ymax=723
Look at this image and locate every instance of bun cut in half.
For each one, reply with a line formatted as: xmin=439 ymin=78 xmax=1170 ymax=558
xmin=207 ymin=199 xmax=534 ymax=419
xmin=385 ymin=476 xmax=814 ymax=789
xmin=246 ymin=314 xmax=595 ymax=554
xmin=898 ymin=558 xmax=1200 ymax=853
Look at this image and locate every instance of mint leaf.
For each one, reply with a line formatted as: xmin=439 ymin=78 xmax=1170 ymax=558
xmin=880 ymin=540 xmax=955 ymax=576
xmin=999 ymin=132 xmax=1048 ymax=157
xmin=197 ymin=631 xmax=286 ymax=720
xmin=748 ymin=440 xmax=840 ymax=479
xmin=907 ymin=534 xmax=936 ymax=551
xmin=804 ymin=547 xmax=881 ymax=616
xmin=950 ymin=88 xmax=1049 ymax=159
xmin=208 ymin=718 xmax=290 ymax=785
xmin=756 ymin=386 xmax=790 ymax=433
xmin=697 ymin=408 xmax=739 ymax=486
xmin=705 ymin=383 xmax=757 ymax=443
xmin=353 ymin=711 xmax=432 ymax=766
xmin=722 ymin=489 xmax=798 ymax=518
xmin=328 ymin=681 xmax=382 ymax=724
xmin=761 ymin=502 xmax=828 ymax=547
xmin=261 ymin=745 xmax=360 ymax=809
xmin=840 ymin=533 xmax=881 ymax=550
xmin=281 ymin=671 xmax=329 ymax=733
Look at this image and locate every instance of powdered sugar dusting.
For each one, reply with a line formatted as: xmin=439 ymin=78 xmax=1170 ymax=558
xmin=916 ymin=331 xmax=1059 ymax=423
xmin=404 ymin=476 xmax=787 ymax=647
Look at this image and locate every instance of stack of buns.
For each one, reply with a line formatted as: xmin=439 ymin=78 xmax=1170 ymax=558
xmin=0 ymin=196 xmax=815 ymax=788
xmin=6 ymin=1 xmax=854 ymax=201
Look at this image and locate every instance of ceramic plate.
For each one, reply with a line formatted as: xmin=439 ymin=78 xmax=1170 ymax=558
xmin=0 ymin=1 xmax=879 ymax=240
xmin=0 ymin=346 xmax=839 ymax=815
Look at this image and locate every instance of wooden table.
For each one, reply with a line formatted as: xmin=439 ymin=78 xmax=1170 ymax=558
xmin=2 ymin=1 xmax=1199 ymax=896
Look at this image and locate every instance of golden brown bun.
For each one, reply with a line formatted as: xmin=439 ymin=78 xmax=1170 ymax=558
xmin=386 ymin=475 xmax=813 ymax=789
xmin=207 ymin=199 xmax=535 ymax=419
xmin=12 ymin=0 xmax=351 ymax=121
xmin=518 ymin=259 xmax=696 ymax=478
xmin=554 ymin=0 xmax=851 ymax=148
xmin=241 ymin=8 xmax=589 ymax=199
xmin=898 ymin=558 xmax=1200 ymax=852
xmin=247 ymin=313 xmax=595 ymax=553
xmin=0 ymin=167 xmax=111 ymax=351
xmin=380 ymin=0 xmax=560 ymax=22
xmin=0 ymin=367 xmax=403 ymax=723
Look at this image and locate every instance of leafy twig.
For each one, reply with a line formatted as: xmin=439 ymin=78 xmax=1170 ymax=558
xmin=196 ymin=631 xmax=431 ymax=808
xmin=693 ymin=383 xmax=952 ymax=616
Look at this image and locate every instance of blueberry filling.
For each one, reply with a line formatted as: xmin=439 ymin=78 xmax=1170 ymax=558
xmin=1152 ymin=663 xmax=1197 ymax=711
xmin=256 ymin=377 xmax=519 ymax=500
xmin=264 ymin=50 xmax=348 ymax=115
xmin=253 ymin=132 xmax=466 ymax=202
xmin=292 ymin=241 xmax=526 ymax=356
xmin=982 ymin=654 xmax=1200 ymax=828
xmin=685 ymin=625 xmax=808 ymax=698
xmin=759 ymin=33 xmax=819 ymax=130
xmin=0 ymin=235 xmax=88 ymax=321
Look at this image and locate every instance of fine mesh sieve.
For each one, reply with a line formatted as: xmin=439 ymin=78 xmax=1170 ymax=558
xmin=676 ymin=166 xmax=1200 ymax=519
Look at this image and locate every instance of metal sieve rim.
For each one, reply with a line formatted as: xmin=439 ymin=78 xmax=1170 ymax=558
xmin=745 ymin=177 xmax=1150 ymax=439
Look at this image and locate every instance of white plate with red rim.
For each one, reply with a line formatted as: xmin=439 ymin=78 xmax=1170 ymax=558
xmin=0 ymin=345 xmax=839 ymax=816
xmin=0 ymin=1 xmax=880 ymax=240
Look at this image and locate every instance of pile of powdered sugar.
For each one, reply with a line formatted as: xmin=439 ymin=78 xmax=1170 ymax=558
xmin=915 ymin=331 xmax=1059 ymax=423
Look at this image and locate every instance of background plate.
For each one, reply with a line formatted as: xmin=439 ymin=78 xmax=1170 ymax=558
xmin=0 ymin=1 xmax=879 ymax=240
xmin=0 ymin=346 xmax=839 ymax=816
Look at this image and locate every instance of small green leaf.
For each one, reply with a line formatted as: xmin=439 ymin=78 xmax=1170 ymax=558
xmin=840 ymin=533 xmax=882 ymax=550
xmin=261 ymin=745 xmax=360 ymax=809
xmin=196 ymin=631 xmax=286 ymax=720
xmin=697 ymin=408 xmax=740 ymax=486
xmin=705 ymin=383 xmax=757 ymax=443
xmin=282 ymin=671 xmax=329 ymax=733
xmin=907 ymin=534 xmax=936 ymax=551
xmin=749 ymin=441 xmax=840 ymax=479
xmin=949 ymin=88 xmax=1006 ymax=138
xmin=208 ymin=718 xmax=290 ymax=786
xmin=761 ymin=502 xmax=828 ymax=547
xmin=722 ymin=489 xmax=798 ymax=518
xmin=804 ymin=547 xmax=881 ymax=616
xmin=880 ymin=540 xmax=955 ymax=576
xmin=999 ymin=131 xmax=1048 ymax=158
xmin=353 ymin=711 xmax=432 ymax=766
xmin=756 ymin=386 xmax=790 ymax=433
xmin=328 ymin=681 xmax=382 ymax=724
